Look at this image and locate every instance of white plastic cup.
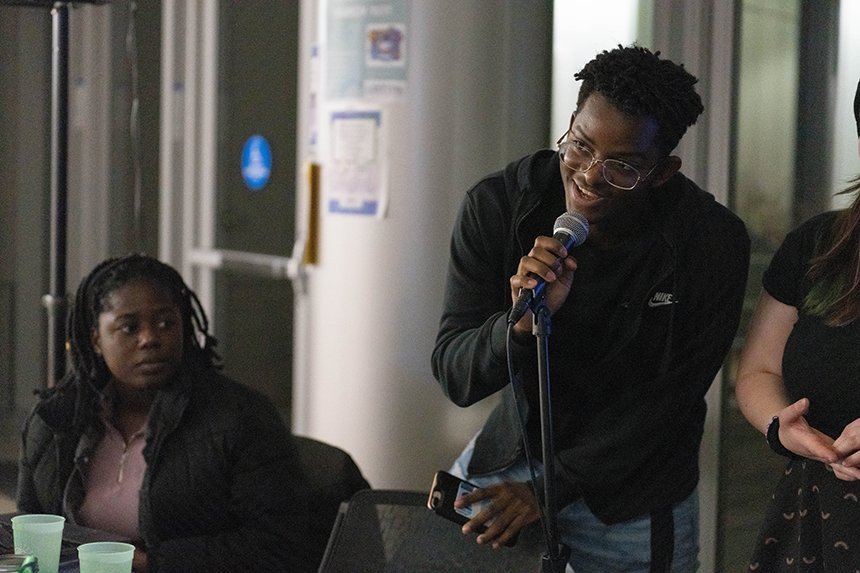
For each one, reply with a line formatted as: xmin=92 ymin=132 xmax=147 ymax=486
xmin=10 ymin=514 xmax=66 ymax=573
xmin=77 ymin=541 xmax=135 ymax=573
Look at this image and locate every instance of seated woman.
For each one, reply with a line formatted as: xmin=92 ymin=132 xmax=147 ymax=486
xmin=17 ymin=254 xmax=319 ymax=572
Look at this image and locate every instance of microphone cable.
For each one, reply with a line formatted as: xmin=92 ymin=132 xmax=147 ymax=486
xmin=506 ymin=320 xmax=554 ymax=558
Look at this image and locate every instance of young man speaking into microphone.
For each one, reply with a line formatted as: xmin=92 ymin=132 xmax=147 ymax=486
xmin=431 ymin=45 xmax=750 ymax=572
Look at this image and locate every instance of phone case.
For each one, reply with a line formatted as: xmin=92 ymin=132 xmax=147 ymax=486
xmin=427 ymin=470 xmax=488 ymax=531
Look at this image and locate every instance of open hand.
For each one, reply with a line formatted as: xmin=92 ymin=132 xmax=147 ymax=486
xmin=778 ymin=398 xmax=839 ymax=464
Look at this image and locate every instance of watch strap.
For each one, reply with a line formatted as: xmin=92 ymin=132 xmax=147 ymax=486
xmin=766 ymin=415 xmax=799 ymax=458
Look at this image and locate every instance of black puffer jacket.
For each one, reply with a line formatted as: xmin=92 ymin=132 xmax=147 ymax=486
xmin=17 ymin=370 xmax=318 ymax=572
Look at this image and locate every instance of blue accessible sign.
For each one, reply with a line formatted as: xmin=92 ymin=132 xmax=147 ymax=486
xmin=241 ymin=135 xmax=272 ymax=191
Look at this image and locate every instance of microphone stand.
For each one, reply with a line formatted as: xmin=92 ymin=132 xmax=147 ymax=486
xmin=532 ymin=302 xmax=570 ymax=573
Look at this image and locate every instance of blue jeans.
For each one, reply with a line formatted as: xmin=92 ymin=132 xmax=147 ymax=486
xmin=450 ymin=433 xmax=700 ymax=573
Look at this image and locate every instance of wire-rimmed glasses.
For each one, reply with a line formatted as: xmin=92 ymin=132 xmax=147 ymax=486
xmin=556 ymin=131 xmax=661 ymax=191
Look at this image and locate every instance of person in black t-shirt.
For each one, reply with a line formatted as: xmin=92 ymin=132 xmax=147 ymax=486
xmin=736 ymin=78 xmax=860 ymax=570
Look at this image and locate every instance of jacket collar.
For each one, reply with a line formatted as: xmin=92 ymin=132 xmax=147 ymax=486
xmin=36 ymin=370 xmax=194 ymax=441
xmin=141 ymin=372 xmax=193 ymax=459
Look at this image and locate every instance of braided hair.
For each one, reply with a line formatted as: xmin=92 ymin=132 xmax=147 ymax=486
xmin=574 ymin=45 xmax=704 ymax=154
xmin=65 ymin=254 xmax=220 ymax=392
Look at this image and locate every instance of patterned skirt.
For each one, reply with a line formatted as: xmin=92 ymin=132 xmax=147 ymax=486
xmin=749 ymin=459 xmax=860 ymax=572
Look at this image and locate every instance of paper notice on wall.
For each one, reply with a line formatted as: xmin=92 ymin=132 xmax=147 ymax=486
xmin=327 ymin=0 xmax=408 ymax=101
xmin=326 ymin=109 xmax=388 ymax=217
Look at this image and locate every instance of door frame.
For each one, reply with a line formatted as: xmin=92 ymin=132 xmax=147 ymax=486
xmin=159 ymin=1 xmax=299 ymax=330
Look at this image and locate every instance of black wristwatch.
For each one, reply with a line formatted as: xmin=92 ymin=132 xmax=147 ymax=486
xmin=766 ymin=415 xmax=798 ymax=458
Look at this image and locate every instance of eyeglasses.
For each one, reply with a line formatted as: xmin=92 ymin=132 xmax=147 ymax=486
xmin=556 ymin=131 xmax=662 ymax=191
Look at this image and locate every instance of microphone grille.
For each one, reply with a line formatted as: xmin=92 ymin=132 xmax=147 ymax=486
xmin=553 ymin=211 xmax=589 ymax=247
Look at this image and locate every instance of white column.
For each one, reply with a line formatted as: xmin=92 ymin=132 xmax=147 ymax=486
xmin=293 ymin=0 xmax=551 ymax=489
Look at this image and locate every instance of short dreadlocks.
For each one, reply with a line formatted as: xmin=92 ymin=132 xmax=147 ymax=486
xmin=575 ymin=45 xmax=704 ymax=154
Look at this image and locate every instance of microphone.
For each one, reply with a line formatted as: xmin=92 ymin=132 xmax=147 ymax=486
xmin=507 ymin=211 xmax=589 ymax=324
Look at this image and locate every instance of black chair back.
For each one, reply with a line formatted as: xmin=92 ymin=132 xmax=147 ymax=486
xmin=318 ymin=489 xmax=543 ymax=572
xmin=294 ymin=436 xmax=370 ymax=569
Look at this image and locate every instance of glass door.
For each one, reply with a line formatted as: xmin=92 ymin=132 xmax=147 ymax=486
xmin=716 ymin=0 xmax=860 ymax=570
xmin=210 ymin=1 xmax=300 ymax=419
xmin=162 ymin=1 xmax=301 ymax=421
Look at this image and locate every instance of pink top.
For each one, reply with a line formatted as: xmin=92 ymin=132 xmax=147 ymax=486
xmin=79 ymin=419 xmax=147 ymax=542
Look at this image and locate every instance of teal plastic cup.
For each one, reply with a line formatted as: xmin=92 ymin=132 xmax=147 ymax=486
xmin=11 ymin=514 xmax=66 ymax=573
xmin=77 ymin=542 xmax=135 ymax=573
